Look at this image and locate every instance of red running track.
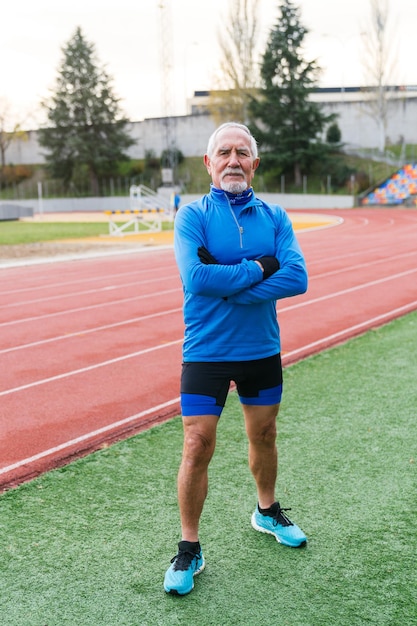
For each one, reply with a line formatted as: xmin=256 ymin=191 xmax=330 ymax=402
xmin=1 ymin=208 xmax=416 ymax=491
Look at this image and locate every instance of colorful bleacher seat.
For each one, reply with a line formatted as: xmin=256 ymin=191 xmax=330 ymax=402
xmin=362 ymin=163 xmax=417 ymax=205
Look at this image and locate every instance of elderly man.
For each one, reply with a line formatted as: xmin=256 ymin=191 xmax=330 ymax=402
xmin=164 ymin=122 xmax=308 ymax=596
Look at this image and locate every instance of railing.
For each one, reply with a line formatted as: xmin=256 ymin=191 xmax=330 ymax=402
xmin=102 ymin=185 xmax=174 ymax=236
xmin=129 ymin=184 xmax=172 ymax=215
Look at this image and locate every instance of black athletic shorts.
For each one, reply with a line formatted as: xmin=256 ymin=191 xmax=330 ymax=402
xmin=180 ymin=354 xmax=283 ymax=416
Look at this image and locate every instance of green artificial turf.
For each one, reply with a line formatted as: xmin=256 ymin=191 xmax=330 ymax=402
xmin=0 ymin=221 xmax=174 ymax=245
xmin=0 ymin=312 xmax=416 ymax=625
xmin=0 ymin=222 xmax=110 ymax=244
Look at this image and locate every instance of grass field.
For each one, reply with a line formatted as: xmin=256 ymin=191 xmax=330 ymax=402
xmin=0 ymin=221 xmax=175 ymax=245
xmin=1 ymin=312 xmax=416 ymax=625
xmin=0 ymin=222 xmax=110 ymax=244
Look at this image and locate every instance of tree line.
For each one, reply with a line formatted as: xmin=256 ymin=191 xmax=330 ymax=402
xmin=1 ymin=0 xmax=397 ymax=195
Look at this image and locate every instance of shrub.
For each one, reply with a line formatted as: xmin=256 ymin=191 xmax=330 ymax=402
xmin=0 ymin=164 xmax=33 ymax=186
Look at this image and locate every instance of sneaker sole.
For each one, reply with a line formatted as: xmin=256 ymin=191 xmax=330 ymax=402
xmin=251 ymin=513 xmax=307 ymax=548
xmin=164 ymin=560 xmax=206 ymax=596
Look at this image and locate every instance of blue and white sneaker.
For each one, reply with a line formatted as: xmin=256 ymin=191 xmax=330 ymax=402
xmin=164 ymin=541 xmax=205 ymax=595
xmin=251 ymin=502 xmax=307 ymax=548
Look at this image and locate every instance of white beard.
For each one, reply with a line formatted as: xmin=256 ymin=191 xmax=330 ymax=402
xmin=220 ymin=180 xmax=248 ymax=194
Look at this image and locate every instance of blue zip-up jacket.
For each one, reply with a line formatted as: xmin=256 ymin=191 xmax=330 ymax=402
xmin=174 ymin=186 xmax=308 ymax=362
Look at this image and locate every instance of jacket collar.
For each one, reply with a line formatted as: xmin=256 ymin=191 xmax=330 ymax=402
xmin=209 ymin=185 xmax=259 ymax=210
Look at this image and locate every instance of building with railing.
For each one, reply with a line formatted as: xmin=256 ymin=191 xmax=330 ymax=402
xmin=5 ymin=86 xmax=417 ymax=166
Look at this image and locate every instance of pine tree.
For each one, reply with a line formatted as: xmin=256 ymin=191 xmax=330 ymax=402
xmin=38 ymin=27 xmax=134 ymax=194
xmin=249 ymin=0 xmax=335 ymax=187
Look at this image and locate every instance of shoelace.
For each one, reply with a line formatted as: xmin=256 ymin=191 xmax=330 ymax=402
xmin=171 ymin=550 xmax=201 ymax=572
xmin=272 ymin=505 xmax=294 ymax=528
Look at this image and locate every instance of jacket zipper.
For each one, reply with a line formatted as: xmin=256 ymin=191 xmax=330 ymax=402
xmin=226 ymin=200 xmax=244 ymax=248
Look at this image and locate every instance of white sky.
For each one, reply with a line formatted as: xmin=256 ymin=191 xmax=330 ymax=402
xmin=1 ymin=0 xmax=416 ymax=129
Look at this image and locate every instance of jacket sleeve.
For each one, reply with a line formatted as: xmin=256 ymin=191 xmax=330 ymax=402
xmin=174 ymin=203 xmax=263 ymax=297
xmin=226 ymin=209 xmax=308 ymax=304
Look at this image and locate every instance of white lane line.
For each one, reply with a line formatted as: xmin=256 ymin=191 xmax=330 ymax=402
xmin=1 ymin=268 xmax=151 ymax=296
xmin=282 ymin=300 xmax=417 ymax=361
xmin=1 ymin=262 xmax=416 ymax=351
xmin=303 ymin=237 xmax=417 ymax=267
xmin=0 ymin=243 xmax=173 ymax=270
xmin=0 ymin=288 xmax=180 ymax=328
xmin=2 ymin=256 xmax=416 ymax=331
xmin=279 ymin=267 xmax=417 ymax=313
xmin=0 ymin=263 xmax=174 ymax=296
xmin=0 ymin=308 xmax=183 ymax=355
xmin=0 ymin=273 xmax=179 ymax=310
xmin=0 ymin=397 xmax=181 ymax=477
xmin=313 ymin=250 xmax=417 ymax=279
xmin=0 ymin=339 xmax=183 ymax=397
xmin=2 ymin=301 xmax=417 ymax=480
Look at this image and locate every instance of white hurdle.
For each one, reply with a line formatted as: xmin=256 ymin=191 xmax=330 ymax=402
xmin=105 ymin=185 xmax=172 ymax=236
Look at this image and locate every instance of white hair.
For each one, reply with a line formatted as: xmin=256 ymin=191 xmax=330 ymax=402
xmin=206 ymin=122 xmax=258 ymax=159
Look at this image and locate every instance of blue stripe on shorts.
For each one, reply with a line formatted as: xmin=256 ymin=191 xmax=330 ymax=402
xmin=239 ymin=383 xmax=283 ymax=406
xmin=181 ymin=392 xmax=223 ymax=417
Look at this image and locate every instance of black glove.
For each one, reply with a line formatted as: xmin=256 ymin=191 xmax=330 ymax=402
xmin=257 ymin=256 xmax=280 ymax=280
xmin=198 ymin=246 xmax=227 ymax=299
xmin=198 ymin=246 xmax=219 ymax=265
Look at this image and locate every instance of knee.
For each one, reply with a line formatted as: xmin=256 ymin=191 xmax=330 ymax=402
xmin=249 ymin=421 xmax=277 ymax=447
xmin=183 ymin=430 xmax=216 ymax=466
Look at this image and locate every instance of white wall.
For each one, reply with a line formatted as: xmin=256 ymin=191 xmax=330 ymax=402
xmin=322 ymin=96 xmax=417 ymax=148
xmin=2 ymin=192 xmax=354 ymax=216
xmin=5 ymin=94 xmax=417 ymax=166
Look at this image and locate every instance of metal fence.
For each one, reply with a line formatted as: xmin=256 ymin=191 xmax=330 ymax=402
xmin=0 ymin=177 xmax=141 ymax=201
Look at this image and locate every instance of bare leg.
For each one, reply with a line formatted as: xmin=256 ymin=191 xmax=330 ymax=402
xmin=177 ymin=414 xmax=219 ymax=542
xmin=242 ymin=403 xmax=280 ymax=509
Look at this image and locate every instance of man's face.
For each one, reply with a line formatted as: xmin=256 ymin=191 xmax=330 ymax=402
xmin=204 ymin=127 xmax=260 ymax=193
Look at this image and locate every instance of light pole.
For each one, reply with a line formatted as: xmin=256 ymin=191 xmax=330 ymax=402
xmin=183 ymin=41 xmax=198 ymax=115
